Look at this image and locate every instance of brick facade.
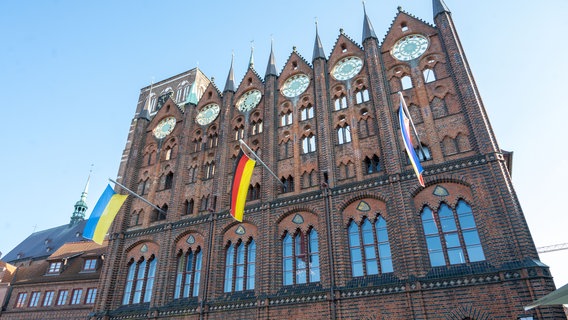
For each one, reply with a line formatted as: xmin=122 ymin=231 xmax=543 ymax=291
xmin=85 ymin=4 xmax=565 ymax=320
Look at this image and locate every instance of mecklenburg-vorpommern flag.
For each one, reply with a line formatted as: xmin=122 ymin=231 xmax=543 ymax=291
xmin=230 ymin=151 xmax=256 ymax=222
xmin=399 ymin=101 xmax=425 ymax=187
xmin=83 ymin=184 xmax=128 ymax=244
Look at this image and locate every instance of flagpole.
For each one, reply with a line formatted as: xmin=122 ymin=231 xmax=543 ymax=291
xmin=238 ymin=139 xmax=286 ymax=187
xmin=109 ymin=178 xmax=166 ymax=214
xmin=398 ymin=92 xmax=427 ymax=158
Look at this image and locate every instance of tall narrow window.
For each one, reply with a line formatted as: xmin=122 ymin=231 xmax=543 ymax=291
xmin=348 ymin=217 xmax=393 ymax=277
xmin=43 ymin=291 xmax=54 ymax=306
xmin=123 ymin=256 xmax=158 ymax=305
xmin=334 ymin=96 xmax=348 ymax=111
xmin=29 ymin=292 xmax=41 ymax=307
xmin=164 ymin=172 xmax=174 ymax=189
xmin=414 ymin=144 xmax=432 ymax=161
xmin=165 ymin=147 xmax=172 ymax=160
xmin=282 ymin=229 xmax=320 ymax=285
xmin=57 ymin=290 xmax=68 ymax=306
xmin=401 ymin=75 xmax=412 ymax=90
xmin=421 ymin=200 xmax=485 ymax=267
xmin=355 ymin=89 xmax=370 ymax=104
xmin=281 ymin=175 xmax=294 ymax=193
xmin=301 ymin=135 xmax=316 ymax=154
xmin=423 ymin=68 xmax=436 ymax=83
xmin=85 ymin=288 xmax=97 ymax=304
xmin=251 ymin=120 xmax=263 ymax=135
xmin=300 ymin=105 xmax=314 ymax=121
xmin=224 ymin=240 xmax=256 ymax=292
xmin=280 ymin=112 xmax=293 ymax=126
xmin=337 ymin=125 xmax=352 ymax=144
xmin=235 ymin=126 xmax=245 ymax=140
xmin=363 ymin=155 xmax=381 ymax=174
xmin=15 ymin=293 xmax=27 ymax=308
xmin=70 ymin=289 xmax=83 ymax=305
xmin=174 ymin=248 xmax=202 ymax=299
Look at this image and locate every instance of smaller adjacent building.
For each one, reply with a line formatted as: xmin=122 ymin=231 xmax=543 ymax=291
xmin=0 ymin=241 xmax=106 ymax=320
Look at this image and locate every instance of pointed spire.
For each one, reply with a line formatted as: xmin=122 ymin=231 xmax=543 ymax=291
xmin=70 ymin=168 xmax=91 ymax=225
xmin=138 ymin=81 xmax=153 ymax=120
xmin=248 ymin=42 xmax=255 ymax=69
xmin=362 ymin=1 xmax=377 ymax=42
xmin=312 ymin=19 xmax=326 ymax=61
xmin=224 ymin=53 xmax=236 ymax=92
xmin=433 ymin=0 xmax=450 ymax=18
xmin=265 ymin=39 xmax=278 ymax=77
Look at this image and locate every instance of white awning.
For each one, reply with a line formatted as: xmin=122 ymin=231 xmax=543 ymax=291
xmin=524 ymin=282 xmax=568 ymax=310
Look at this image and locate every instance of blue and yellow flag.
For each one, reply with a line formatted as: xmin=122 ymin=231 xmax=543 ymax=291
xmin=83 ymin=184 xmax=128 ymax=244
xmin=399 ymin=100 xmax=425 ymax=187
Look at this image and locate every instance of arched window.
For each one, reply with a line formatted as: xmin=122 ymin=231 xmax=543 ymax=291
xmin=401 ymin=75 xmax=413 ymax=90
xmin=421 ymin=200 xmax=485 ymax=267
xmin=251 ymin=120 xmax=263 ymax=135
xmin=423 ymin=68 xmax=436 ymax=83
xmin=165 ymin=147 xmax=172 ymax=161
xmin=280 ymin=139 xmax=292 ymax=159
xmin=247 ymin=183 xmax=261 ymax=201
xmin=337 ymin=125 xmax=352 ymax=145
xmin=363 ymin=155 xmax=381 ymax=174
xmin=283 ymin=229 xmax=320 ymax=285
xmin=164 ymin=172 xmax=174 ymax=189
xmin=348 ymin=216 xmax=393 ymax=277
xmin=300 ymin=105 xmax=314 ymax=121
xmin=193 ymin=137 xmax=202 ymax=153
xmin=280 ymin=111 xmax=293 ymax=126
xmin=414 ymin=144 xmax=432 ymax=162
xmin=334 ymin=95 xmax=347 ymax=111
xmin=301 ymin=134 xmax=316 ymax=154
xmin=234 ymin=125 xmax=245 ymax=141
xmin=281 ymin=175 xmax=294 ymax=193
xmin=183 ymin=199 xmax=194 ymax=215
xmin=355 ymin=88 xmax=370 ymax=104
xmin=224 ymin=239 xmax=256 ymax=292
xmin=208 ymin=133 xmax=219 ymax=149
xmin=174 ymin=248 xmax=202 ymax=299
xmin=122 ymin=255 xmax=158 ymax=305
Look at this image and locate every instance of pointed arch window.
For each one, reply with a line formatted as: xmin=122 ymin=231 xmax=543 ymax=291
xmin=251 ymin=120 xmax=263 ymax=135
xmin=334 ymin=95 xmax=348 ymax=111
xmin=122 ymin=255 xmax=158 ymax=305
xmin=421 ymin=200 xmax=485 ymax=267
xmin=283 ymin=228 xmax=320 ymax=285
xmin=348 ymin=216 xmax=393 ymax=277
xmin=363 ymin=155 xmax=381 ymax=174
xmin=207 ymin=133 xmax=219 ymax=149
xmin=234 ymin=125 xmax=245 ymax=141
xmin=401 ymin=75 xmax=413 ymax=90
xmin=281 ymin=175 xmax=294 ymax=193
xmin=164 ymin=172 xmax=174 ymax=189
xmin=174 ymin=248 xmax=202 ymax=299
xmin=280 ymin=139 xmax=293 ymax=160
xmin=280 ymin=111 xmax=293 ymax=126
xmin=183 ymin=199 xmax=194 ymax=216
xmin=248 ymin=183 xmax=261 ymax=201
xmin=224 ymin=239 xmax=256 ymax=293
xmin=300 ymin=105 xmax=314 ymax=121
xmin=301 ymin=134 xmax=316 ymax=154
xmin=423 ymin=68 xmax=436 ymax=83
xmin=165 ymin=147 xmax=172 ymax=161
xmin=337 ymin=124 xmax=352 ymax=145
xmin=355 ymin=88 xmax=370 ymax=104
xmin=193 ymin=137 xmax=202 ymax=153
xmin=188 ymin=166 xmax=197 ymax=184
xmin=414 ymin=144 xmax=432 ymax=162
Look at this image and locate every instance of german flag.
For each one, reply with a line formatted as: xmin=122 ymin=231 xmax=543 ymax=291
xmin=230 ymin=151 xmax=256 ymax=221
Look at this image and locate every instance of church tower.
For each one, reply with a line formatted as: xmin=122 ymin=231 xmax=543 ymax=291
xmin=70 ymin=174 xmax=89 ymax=225
xmin=92 ymin=2 xmax=563 ymax=319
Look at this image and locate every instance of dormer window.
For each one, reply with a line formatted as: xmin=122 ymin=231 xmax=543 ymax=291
xmin=83 ymin=258 xmax=97 ymax=272
xmin=48 ymin=261 xmax=62 ymax=274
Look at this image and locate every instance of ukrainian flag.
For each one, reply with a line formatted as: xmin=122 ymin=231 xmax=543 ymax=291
xmin=399 ymin=100 xmax=425 ymax=187
xmin=83 ymin=184 xmax=128 ymax=244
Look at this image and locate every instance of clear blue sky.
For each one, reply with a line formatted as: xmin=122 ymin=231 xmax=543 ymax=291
xmin=1 ymin=0 xmax=567 ymax=289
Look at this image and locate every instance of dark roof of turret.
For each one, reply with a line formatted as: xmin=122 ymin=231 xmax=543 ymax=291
xmin=312 ymin=24 xmax=326 ymax=61
xmin=433 ymin=0 xmax=450 ymax=18
xmin=266 ymin=42 xmax=278 ymax=77
xmin=362 ymin=5 xmax=378 ymax=42
xmin=224 ymin=55 xmax=236 ymax=92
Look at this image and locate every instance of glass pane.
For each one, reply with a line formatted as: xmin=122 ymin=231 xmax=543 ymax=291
xmin=284 ymin=271 xmax=293 ymax=285
xmin=381 ymin=258 xmax=393 ymax=273
xmin=366 ymin=259 xmax=379 ymax=275
xmin=379 ymin=244 xmax=391 ymax=257
xmin=447 ymin=248 xmax=465 ymax=264
xmin=430 ymin=251 xmax=445 ymax=267
xmin=351 ymin=248 xmax=362 ymax=262
xmin=352 ymin=261 xmax=363 ymax=277
xmin=463 ymin=230 xmax=481 ymax=245
xmin=236 ymin=244 xmax=245 ymax=264
xmin=426 ymin=236 xmax=442 ymax=250
xmin=467 ymin=245 xmax=486 ymax=262
xmin=236 ymin=265 xmax=244 ymax=277
xmin=296 ymin=269 xmax=307 ymax=284
xmin=283 ymin=258 xmax=293 ymax=271
xmin=309 ymin=230 xmax=319 ymax=253
xmin=348 ymin=223 xmax=360 ymax=247
xmin=283 ymin=235 xmax=292 ymax=256
xmin=458 ymin=213 xmax=476 ymax=230
xmin=444 ymin=233 xmax=461 ymax=248
xmin=376 ymin=228 xmax=389 ymax=241
xmin=456 ymin=200 xmax=472 ymax=215
xmin=364 ymin=245 xmax=376 ymax=260
xmin=235 ymin=278 xmax=243 ymax=291
xmin=247 ymin=265 xmax=255 ymax=289
xmin=362 ymin=220 xmax=374 ymax=245
xmin=422 ymin=220 xmax=438 ymax=235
